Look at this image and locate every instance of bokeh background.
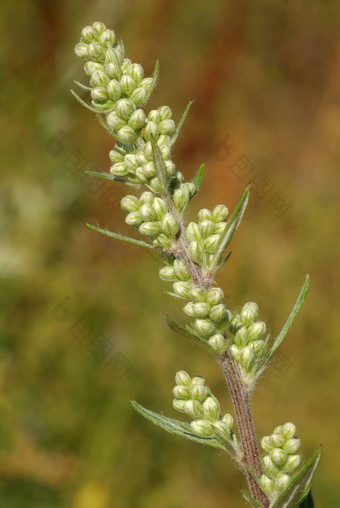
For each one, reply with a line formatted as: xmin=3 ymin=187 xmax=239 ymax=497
xmin=1 ymin=0 xmax=339 ymax=507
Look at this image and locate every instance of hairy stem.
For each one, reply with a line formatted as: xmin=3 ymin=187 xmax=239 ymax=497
xmin=218 ymin=354 xmax=269 ymax=507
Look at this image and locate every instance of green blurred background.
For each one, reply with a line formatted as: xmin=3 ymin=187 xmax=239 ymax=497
xmin=0 ymin=0 xmax=339 ymax=506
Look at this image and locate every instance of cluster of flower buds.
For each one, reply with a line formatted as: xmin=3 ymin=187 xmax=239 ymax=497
xmin=172 ymin=371 xmax=237 ymax=445
xmin=121 ymin=191 xmax=180 ymax=248
xmin=159 ymin=262 xmax=230 ymax=354
xmin=185 ymin=205 xmax=228 ymax=268
xmin=74 ymin=22 xmax=156 ymax=143
xmin=259 ymin=423 xmax=301 ymax=500
xmin=228 ymin=302 xmax=267 ymax=374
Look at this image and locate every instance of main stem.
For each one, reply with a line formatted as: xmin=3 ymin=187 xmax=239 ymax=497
xmin=167 ymin=198 xmax=269 ymax=506
xmin=219 ymin=354 xmax=269 ymax=507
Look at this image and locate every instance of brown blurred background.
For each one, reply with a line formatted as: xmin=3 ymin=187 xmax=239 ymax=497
xmin=0 ymin=0 xmax=339 ymax=507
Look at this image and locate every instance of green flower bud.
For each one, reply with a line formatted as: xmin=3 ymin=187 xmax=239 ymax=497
xmin=139 ymin=221 xmax=161 ymax=236
xmin=106 ymin=112 xmax=125 ymax=131
xmin=275 ymin=473 xmax=290 ymax=492
xmin=194 ymin=319 xmax=215 ymax=336
xmin=159 ymin=265 xmax=177 ymax=281
xmin=283 ymin=454 xmax=300 ymax=473
xmin=152 ymin=197 xmax=167 ymax=218
xmin=203 ymin=396 xmax=220 ymax=422
xmin=184 ymin=400 xmax=204 ymax=419
xmin=247 ymin=321 xmax=266 ymax=342
xmin=84 ymin=61 xmax=104 ymax=76
xmin=99 ymin=28 xmax=115 ymax=45
xmin=261 ymin=436 xmax=274 ymax=453
xmin=147 ymin=109 xmax=160 ymax=123
xmin=140 ymin=191 xmax=154 ymax=205
xmin=105 ymin=62 xmax=120 ymax=79
xmin=214 ymin=222 xmax=227 ymax=235
xmin=153 ymin=234 xmax=172 ymax=250
xmin=209 ymin=304 xmax=226 ymax=322
xmin=81 ymin=25 xmax=97 ymax=43
xmin=271 ymin=433 xmax=285 ymax=448
xmin=204 ymin=234 xmax=221 ymax=254
xmin=149 ymin=177 xmax=163 ymax=193
xmin=121 ymin=58 xmax=132 ymax=73
xmin=159 ymin=105 xmax=172 ymax=119
xmin=120 ymin=195 xmax=140 ymax=212
xmin=283 ymin=438 xmax=300 ymax=454
xmin=189 ymin=288 xmax=206 ymax=302
xmin=173 ymin=385 xmax=190 ymax=399
xmin=173 ymin=186 xmax=190 ymax=212
xmin=109 ymin=149 xmax=124 ymax=163
xmin=230 ymin=345 xmax=241 ymax=361
xmin=140 ymin=204 xmax=157 ymax=221
xmin=117 ymin=126 xmax=137 ymax=144
xmin=281 ymin=422 xmax=296 ymax=440
xmin=144 ymin=121 xmax=159 ymax=141
xmin=110 ymin=162 xmax=127 ymax=177
xmin=130 ymin=86 xmax=149 ymax=106
xmin=90 ymin=69 xmax=109 ymax=87
xmin=191 ymin=376 xmax=205 ymax=386
xmin=75 ymin=43 xmax=89 ymax=59
xmin=175 ymin=370 xmax=191 ymax=386
xmin=263 ymin=455 xmax=280 ymax=477
xmin=222 ymin=413 xmax=234 ymax=429
xmin=161 ymin=213 xmax=179 ymax=237
xmin=173 ymin=399 xmax=186 ymax=412
xmin=88 ymin=42 xmax=106 ymax=61
xmin=251 ymin=339 xmax=265 ymax=353
xmin=234 ymin=326 xmax=248 ymax=347
xmin=206 ymin=288 xmax=224 ymax=305
xmin=211 ymin=420 xmax=231 ymax=438
xmin=208 ymin=334 xmax=227 ymax=354
xmin=114 ymin=98 xmax=135 ymax=120
xmin=123 ymin=154 xmax=137 ymax=171
xmin=190 ymin=384 xmax=209 ymax=402
xmin=192 ymin=302 xmax=211 ymax=318
xmin=199 ymin=220 xmax=215 ymax=238
xmin=125 ymin=211 xmax=142 ymax=226
xmin=259 ymin=475 xmax=275 ymax=495
xmin=107 ymin=79 xmax=122 ymax=101
xmin=183 ymin=302 xmax=195 ymax=317
xmin=198 ymin=208 xmax=212 ymax=222
xmin=173 ymin=281 xmax=191 ymax=299
xmin=91 ymin=87 xmax=108 ymax=102
xmin=212 ymin=204 xmax=228 ymax=223
xmin=135 ymin=167 xmax=148 ymax=183
xmin=120 ymin=75 xmax=136 ymax=95
xmin=271 ymin=448 xmax=287 ymax=467
xmin=186 ymin=222 xmax=201 ymax=242
xmin=158 ymin=119 xmax=175 ymax=134
xmin=189 ymin=242 xmax=204 ymax=265
xmin=127 ymin=63 xmax=144 ymax=84
xmin=274 ymin=425 xmax=283 ymax=435
xmin=92 ymin=21 xmax=106 ymax=33
xmin=190 ymin=419 xmax=214 ymax=437
xmin=143 ymin=142 xmax=153 ymax=160
xmin=128 ymin=109 xmax=146 ymax=130
xmin=240 ymin=346 xmax=255 ymax=370
xmin=173 ymin=259 xmax=190 ymax=281
xmin=240 ymin=302 xmax=259 ymax=325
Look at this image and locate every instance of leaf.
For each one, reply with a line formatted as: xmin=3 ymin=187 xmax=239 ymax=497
xmin=270 ymin=448 xmax=321 ymax=508
xmin=96 ymin=114 xmax=116 ymax=137
xmin=86 ymin=224 xmax=154 ymax=249
xmin=192 ymin=163 xmax=206 ymax=193
xmin=131 ymin=400 xmax=226 ymax=450
xmin=73 ymin=80 xmax=92 ymax=91
xmin=297 ymin=489 xmax=315 ymax=508
xmin=241 ymin=490 xmax=265 ymax=508
xmin=170 ymin=100 xmax=194 ymax=146
xmin=151 ymin=59 xmax=160 ymax=90
xmin=166 ymin=315 xmax=211 ymax=351
xmin=71 ymin=89 xmax=98 ymax=113
xmin=210 ymin=184 xmax=250 ymax=270
xmin=254 ymin=275 xmax=310 ymax=380
xmin=85 ymin=170 xmax=129 ymax=184
xmin=151 ymin=137 xmax=167 ymax=191
xmin=221 ymin=250 xmax=232 ymax=267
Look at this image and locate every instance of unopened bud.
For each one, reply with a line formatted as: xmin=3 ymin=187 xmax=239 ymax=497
xmin=152 ymin=197 xmax=167 ymax=218
xmin=206 ymin=288 xmax=224 ymax=305
xmin=275 ymin=473 xmax=290 ymax=492
xmin=259 ymin=475 xmax=275 ymax=495
xmin=81 ymin=25 xmax=96 ymax=43
xmin=263 ymin=455 xmax=280 ymax=476
xmin=159 ymin=105 xmax=172 ymax=120
xmin=88 ymin=42 xmax=106 ymax=61
xmin=127 ymin=63 xmax=144 ymax=84
xmin=120 ymin=195 xmax=140 ymax=213
xmin=208 ymin=334 xmax=227 ymax=354
xmin=203 ymin=396 xmax=220 ymax=422
xmin=209 ymin=304 xmax=226 ymax=323
xmin=139 ymin=221 xmax=161 ymax=236
xmin=190 ymin=419 xmax=214 ymax=437
xmin=186 ymin=222 xmax=202 ymax=242
xmin=283 ymin=438 xmax=300 ymax=454
xmin=161 ymin=213 xmax=179 ymax=237
xmin=189 ymin=242 xmax=204 ymax=265
xmin=159 ymin=119 xmax=175 ymax=134
xmin=204 ymin=234 xmax=221 ymax=254
xmin=84 ymin=61 xmax=104 ymax=76
xmin=173 ymin=186 xmax=190 ymax=212
xmin=172 ymin=399 xmax=186 ymax=412
xmin=173 ymin=259 xmax=190 ymax=281
xmin=125 ymin=211 xmax=142 ymax=226
xmin=90 ymin=69 xmax=109 ymax=87
xmin=139 ymin=204 xmax=157 ymax=221
xmin=105 ymin=79 xmax=121 ymax=101
xmin=222 ymin=413 xmax=234 ymax=429
xmin=99 ymin=28 xmax=115 ymax=46
xmin=198 ymin=208 xmax=211 ymax=222
xmin=115 ymin=98 xmax=135 ymax=120
xmin=190 ymin=384 xmax=209 ymax=402
xmin=271 ymin=433 xmax=285 ymax=448
xmin=240 ymin=302 xmax=258 ymax=325
xmin=92 ymin=21 xmax=106 ymax=33
xmin=234 ymin=326 xmax=248 ymax=347
xmin=247 ymin=321 xmax=266 ymax=341
xmin=74 ymin=43 xmax=89 ymax=59
xmin=212 ymin=204 xmax=228 ymax=223
xmin=175 ymin=370 xmax=191 ymax=386
xmin=251 ymin=340 xmax=265 ymax=353
xmin=230 ymin=345 xmax=241 ymax=361
xmin=281 ymin=422 xmax=296 ymax=440
xmin=172 ymin=385 xmax=190 ymax=399
xmin=117 ymin=126 xmax=137 ymax=144
xmin=283 ymin=454 xmax=300 ymax=473
xmin=106 ymin=112 xmax=125 ymax=131
xmin=159 ymin=265 xmax=177 ymax=282
xmin=192 ymin=302 xmax=211 ymax=318
xmin=120 ymin=75 xmax=136 ymax=95
xmin=184 ymin=400 xmax=204 ymax=419
xmin=261 ymin=436 xmax=274 ymax=453
xmin=271 ymin=448 xmax=287 ymax=467
xmin=240 ymin=346 xmax=255 ymax=370
xmin=194 ymin=319 xmax=215 ymax=337
xmin=172 ymin=281 xmax=191 ymax=299
xmin=140 ymin=191 xmax=154 ymax=205
xmin=130 ymin=86 xmax=149 ymax=106
xmin=128 ymin=109 xmax=146 ymax=130
xmin=211 ymin=421 xmax=231 ymax=438
xmin=110 ymin=162 xmax=127 ymax=177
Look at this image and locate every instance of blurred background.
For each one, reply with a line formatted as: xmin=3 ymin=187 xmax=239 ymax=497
xmin=0 ymin=0 xmax=339 ymax=507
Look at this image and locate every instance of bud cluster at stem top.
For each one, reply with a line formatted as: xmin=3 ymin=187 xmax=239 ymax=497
xmin=259 ymin=422 xmax=301 ymax=501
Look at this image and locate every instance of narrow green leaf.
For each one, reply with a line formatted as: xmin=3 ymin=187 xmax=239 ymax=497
xmin=241 ymin=490 xmax=265 ymax=508
xmin=151 ymin=59 xmax=160 ymax=90
xmin=210 ymin=184 xmax=250 ymax=270
xmin=170 ymin=100 xmax=194 ymax=146
xmin=73 ymin=80 xmax=92 ymax=91
xmin=297 ymin=489 xmax=314 ymax=508
xmin=71 ymin=89 xmax=99 ymax=113
xmin=270 ymin=448 xmax=321 ymax=508
xmin=221 ymin=250 xmax=232 ymax=267
xmin=85 ymin=170 xmax=128 ymax=184
xmin=131 ymin=400 xmax=226 ymax=450
xmin=96 ymin=114 xmax=116 ymax=137
xmin=151 ymin=137 xmax=167 ymax=191
xmin=192 ymin=163 xmax=206 ymax=192
xmin=86 ymin=224 xmax=154 ymax=249
xmin=255 ymin=275 xmax=310 ymax=380
xmin=166 ymin=315 xmax=211 ymax=352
